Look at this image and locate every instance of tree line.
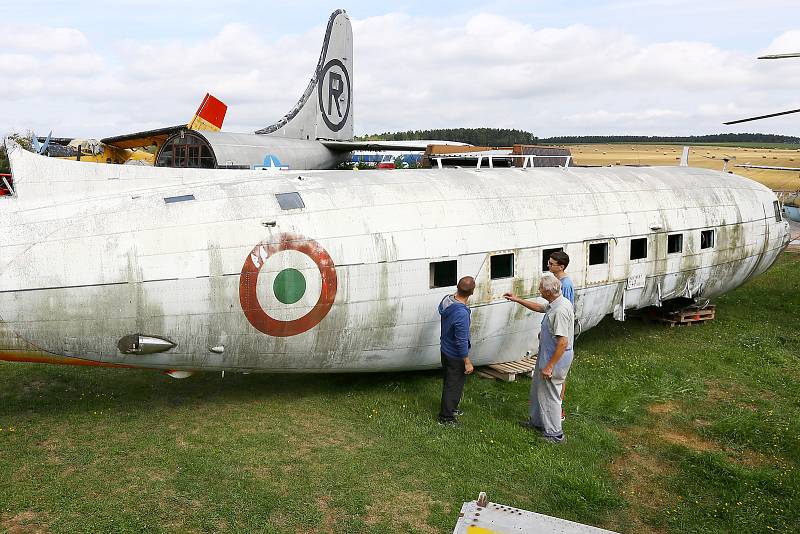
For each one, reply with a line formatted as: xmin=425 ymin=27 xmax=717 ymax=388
xmin=356 ymin=129 xmax=800 ymax=146
xmin=539 ymin=133 xmax=800 ymax=145
xmin=355 ymin=128 xmax=538 ymax=146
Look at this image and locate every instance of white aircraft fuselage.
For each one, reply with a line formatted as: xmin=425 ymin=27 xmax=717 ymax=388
xmin=0 ymin=143 xmax=790 ymax=372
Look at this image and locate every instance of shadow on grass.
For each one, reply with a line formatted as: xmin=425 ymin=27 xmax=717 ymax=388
xmin=0 ymin=362 xmax=442 ymax=418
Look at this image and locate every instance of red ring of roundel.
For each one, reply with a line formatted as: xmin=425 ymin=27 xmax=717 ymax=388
xmin=239 ymin=233 xmax=337 ymax=337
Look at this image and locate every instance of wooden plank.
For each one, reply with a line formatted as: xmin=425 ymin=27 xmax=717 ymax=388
xmin=491 ymin=362 xmax=520 ymax=373
xmin=480 ymin=367 xmax=516 ymax=382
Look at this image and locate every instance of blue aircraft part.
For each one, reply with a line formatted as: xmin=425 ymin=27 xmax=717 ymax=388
xmin=262 ymin=154 xmax=284 ymax=168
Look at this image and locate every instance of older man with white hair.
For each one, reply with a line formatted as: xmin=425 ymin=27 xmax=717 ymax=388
xmin=504 ymin=273 xmax=575 ymax=443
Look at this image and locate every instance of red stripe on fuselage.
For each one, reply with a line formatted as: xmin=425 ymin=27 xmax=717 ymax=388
xmin=0 ymin=351 xmax=137 ymax=368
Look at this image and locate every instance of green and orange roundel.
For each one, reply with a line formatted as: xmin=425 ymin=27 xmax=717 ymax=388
xmin=239 ymin=233 xmax=337 ymax=337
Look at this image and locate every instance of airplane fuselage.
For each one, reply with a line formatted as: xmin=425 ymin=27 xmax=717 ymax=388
xmin=0 ymin=147 xmax=790 ymax=372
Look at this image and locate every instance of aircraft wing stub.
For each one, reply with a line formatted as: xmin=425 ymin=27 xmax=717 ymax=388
xmin=102 ymin=125 xmax=186 ymax=149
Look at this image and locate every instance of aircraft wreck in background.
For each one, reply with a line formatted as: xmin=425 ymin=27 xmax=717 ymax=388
xmin=31 ymin=93 xmax=228 ymax=166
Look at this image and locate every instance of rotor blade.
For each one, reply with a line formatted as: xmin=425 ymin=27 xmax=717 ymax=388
xmin=735 ymin=164 xmax=800 ymax=171
xmin=758 ymin=52 xmax=800 ymax=59
xmin=724 ymin=108 xmax=800 ymax=125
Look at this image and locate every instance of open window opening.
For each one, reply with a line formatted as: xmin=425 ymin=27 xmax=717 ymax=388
xmin=667 ymin=233 xmax=683 ymax=254
xmin=490 ymin=253 xmax=514 ymax=280
xmin=430 ymin=260 xmax=457 ymax=288
xmin=630 ymin=237 xmax=647 ymax=260
xmin=700 ymin=230 xmax=715 ymax=249
xmin=588 ymin=242 xmax=608 ymax=265
xmin=542 ymin=247 xmax=563 ymax=272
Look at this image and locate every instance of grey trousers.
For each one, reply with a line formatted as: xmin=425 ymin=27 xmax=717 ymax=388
xmin=529 ymin=371 xmax=565 ymax=438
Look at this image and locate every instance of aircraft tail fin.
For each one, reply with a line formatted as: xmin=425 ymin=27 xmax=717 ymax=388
xmin=255 ymin=9 xmax=353 ymax=141
xmin=187 ymin=93 xmax=227 ymax=132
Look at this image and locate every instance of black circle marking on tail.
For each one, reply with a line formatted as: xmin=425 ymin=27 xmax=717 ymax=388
xmin=318 ymin=59 xmax=351 ymax=132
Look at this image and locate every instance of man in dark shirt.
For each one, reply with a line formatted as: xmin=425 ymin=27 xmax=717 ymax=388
xmin=437 ymin=276 xmax=475 ymax=426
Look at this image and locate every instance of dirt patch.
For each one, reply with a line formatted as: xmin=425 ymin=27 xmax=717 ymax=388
xmin=659 ymin=430 xmax=719 ymax=453
xmin=309 ymin=496 xmax=337 ymax=534
xmin=647 ymin=401 xmax=679 ymax=415
xmin=608 ymin=446 xmax=670 ymax=534
xmin=705 ymin=381 xmax=760 ymax=410
xmin=1 ymin=511 xmax=49 ymax=534
xmin=365 ymin=490 xmax=438 ymax=533
xmin=735 ymin=449 xmax=772 ymax=467
xmin=37 ymin=438 xmax=63 ymax=465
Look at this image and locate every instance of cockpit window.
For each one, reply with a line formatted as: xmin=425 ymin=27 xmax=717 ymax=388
xmin=155 ymin=132 xmax=216 ymax=169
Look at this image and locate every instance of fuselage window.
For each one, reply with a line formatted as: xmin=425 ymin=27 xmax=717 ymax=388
xmin=164 ymin=194 xmax=195 ymax=204
xmin=430 ymin=260 xmax=457 ymax=288
xmin=774 ymin=201 xmax=782 ymax=222
xmin=700 ymin=229 xmax=715 ymax=249
xmin=541 ymin=247 xmax=563 ymax=272
xmin=630 ymin=237 xmax=647 ymax=260
xmin=275 ymin=192 xmax=305 ymax=210
xmin=490 ymin=253 xmax=514 ymax=280
xmin=667 ymin=233 xmax=683 ymax=254
xmin=588 ymin=242 xmax=608 ymax=265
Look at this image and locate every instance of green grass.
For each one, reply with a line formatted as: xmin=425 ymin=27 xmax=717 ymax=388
xmin=2 ymin=255 xmax=799 ymax=533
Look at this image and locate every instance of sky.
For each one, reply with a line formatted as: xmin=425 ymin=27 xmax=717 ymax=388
xmin=1 ymin=0 xmax=799 ymax=139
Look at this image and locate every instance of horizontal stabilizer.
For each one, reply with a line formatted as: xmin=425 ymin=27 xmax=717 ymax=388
xmin=322 ymin=140 xmax=470 ymax=152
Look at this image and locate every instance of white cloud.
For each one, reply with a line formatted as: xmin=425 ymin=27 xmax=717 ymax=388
xmin=2 ymin=26 xmax=90 ymax=52
xmin=0 ymin=13 xmax=798 ymax=139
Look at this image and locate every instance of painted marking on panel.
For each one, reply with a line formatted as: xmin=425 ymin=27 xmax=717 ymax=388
xmin=239 ymin=233 xmax=337 ymax=337
xmin=317 ymin=59 xmax=351 ymax=131
xmin=627 ymin=272 xmax=646 ymax=289
xmin=273 ymin=268 xmax=307 ymax=304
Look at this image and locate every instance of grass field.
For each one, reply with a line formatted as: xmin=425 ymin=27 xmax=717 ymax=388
xmin=2 ymin=255 xmax=799 ymax=533
xmin=566 ymin=144 xmax=800 ymax=191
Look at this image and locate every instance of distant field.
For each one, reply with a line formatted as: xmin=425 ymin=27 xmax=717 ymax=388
xmin=565 ymin=144 xmax=800 ymax=191
xmin=1 ymin=255 xmax=798 ymax=533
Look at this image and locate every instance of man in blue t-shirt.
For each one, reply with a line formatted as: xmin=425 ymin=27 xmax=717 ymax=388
xmin=438 ymin=276 xmax=475 ymax=426
xmin=547 ymin=251 xmax=574 ymax=306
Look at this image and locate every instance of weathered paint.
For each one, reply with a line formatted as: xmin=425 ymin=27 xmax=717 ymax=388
xmin=0 ymin=142 xmax=790 ymax=373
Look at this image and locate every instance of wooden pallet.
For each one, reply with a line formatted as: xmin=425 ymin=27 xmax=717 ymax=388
xmin=478 ymin=357 xmax=537 ymax=382
xmin=652 ymin=305 xmax=715 ymax=327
